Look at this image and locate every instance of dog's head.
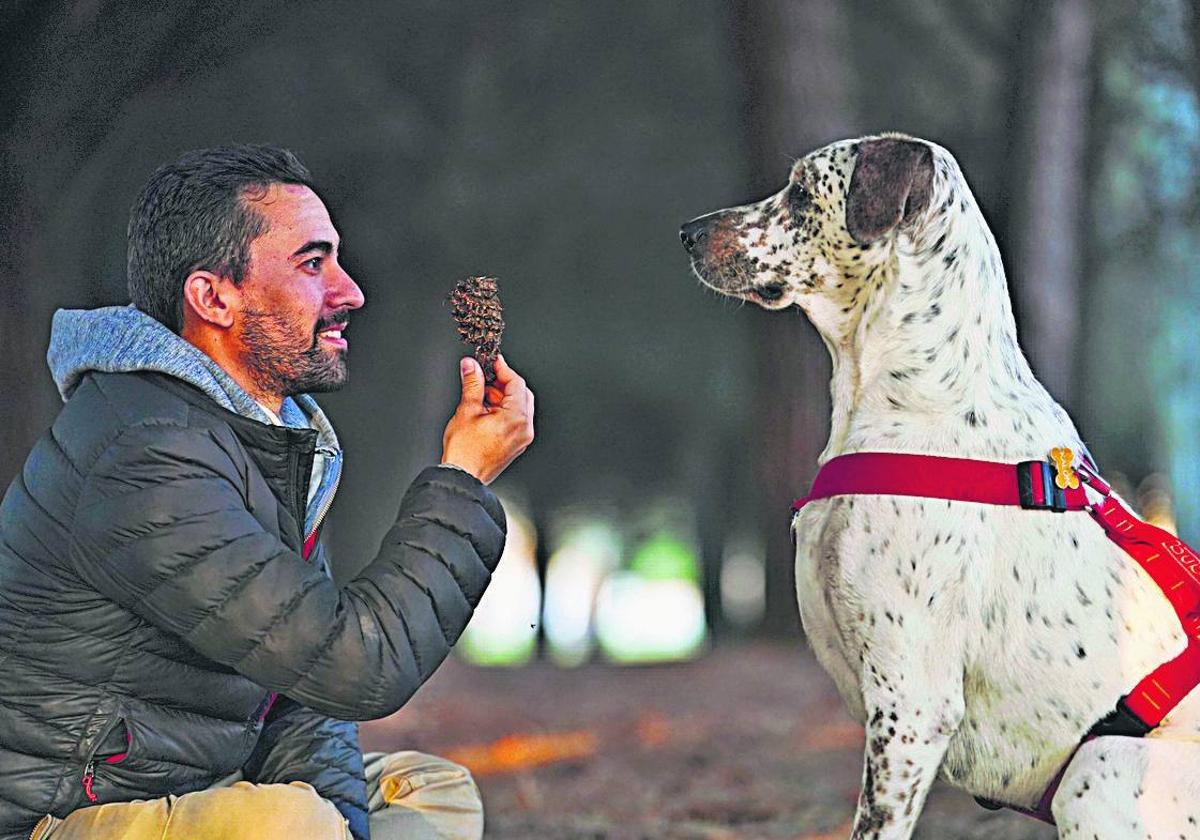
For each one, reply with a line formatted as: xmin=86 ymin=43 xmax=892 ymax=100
xmin=681 ymin=134 xmax=940 ymax=329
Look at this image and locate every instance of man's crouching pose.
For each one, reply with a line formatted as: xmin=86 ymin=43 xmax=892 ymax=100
xmin=0 ymin=145 xmax=535 ymax=840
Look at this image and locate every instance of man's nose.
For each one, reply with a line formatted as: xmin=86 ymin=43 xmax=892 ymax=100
xmin=327 ymin=263 xmax=365 ymax=310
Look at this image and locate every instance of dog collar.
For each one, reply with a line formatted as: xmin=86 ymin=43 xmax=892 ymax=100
xmin=791 ymin=451 xmax=1094 ymax=514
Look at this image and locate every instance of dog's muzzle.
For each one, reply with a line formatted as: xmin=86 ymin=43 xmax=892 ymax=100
xmin=681 ymin=210 xmax=788 ymax=304
xmin=679 ymin=213 xmax=719 ymax=254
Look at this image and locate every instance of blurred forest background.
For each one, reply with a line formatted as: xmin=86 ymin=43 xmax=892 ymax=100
xmin=3 ymin=0 xmax=1200 ymax=650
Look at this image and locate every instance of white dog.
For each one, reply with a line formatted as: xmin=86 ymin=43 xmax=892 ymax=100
xmin=681 ymin=133 xmax=1200 ymax=838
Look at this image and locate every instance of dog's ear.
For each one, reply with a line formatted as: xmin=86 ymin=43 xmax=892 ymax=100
xmin=845 ymin=138 xmax=934 ymax=245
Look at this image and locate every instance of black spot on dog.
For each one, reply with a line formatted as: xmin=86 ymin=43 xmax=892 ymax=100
xmin=1075 ymin=583 xmax=1092 ymax=607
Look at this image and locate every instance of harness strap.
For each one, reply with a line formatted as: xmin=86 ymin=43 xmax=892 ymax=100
xmin=791 ymin=451 xmax=1200 ymax=825
xmin=792 ymin=452 xmax=1090 ymax=512
xmin=1088 ymin=494 xmax=1200 ymax=725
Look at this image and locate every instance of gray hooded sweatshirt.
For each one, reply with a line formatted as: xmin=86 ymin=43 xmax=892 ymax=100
xmin=47 ymin=305 xmax=342 ymax=548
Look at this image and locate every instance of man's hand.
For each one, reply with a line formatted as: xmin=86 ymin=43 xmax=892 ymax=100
xmin=441 ymin=354 xmax=535 ymax=485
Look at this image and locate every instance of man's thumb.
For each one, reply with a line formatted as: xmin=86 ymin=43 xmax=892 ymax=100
xmin=459 ymin=357 xmax=485 ymax=404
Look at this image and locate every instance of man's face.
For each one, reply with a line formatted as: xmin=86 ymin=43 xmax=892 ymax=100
xmin=235 ymin=183 xmax=365 ymax=399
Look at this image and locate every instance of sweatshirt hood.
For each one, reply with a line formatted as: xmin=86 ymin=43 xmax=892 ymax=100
xmin=47 ymin=305 xmax=339 ymax=449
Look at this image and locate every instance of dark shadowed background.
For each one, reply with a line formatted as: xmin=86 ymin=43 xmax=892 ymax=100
xmin=2 ymin=1 xmax=1198 ymax=834
xmin=5 ymin=0 xmax=1198 ymax=632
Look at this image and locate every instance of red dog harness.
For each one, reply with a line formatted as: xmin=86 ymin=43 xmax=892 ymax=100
xmin=791 ymin=451 xmax=1200 ymax=824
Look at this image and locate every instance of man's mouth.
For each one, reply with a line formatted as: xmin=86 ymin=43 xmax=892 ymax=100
xmin=316 ymin=320 xmax=349 ymax=349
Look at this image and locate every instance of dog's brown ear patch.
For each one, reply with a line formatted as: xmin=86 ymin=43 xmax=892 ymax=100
xmin=845 ymin=138 xmax=934 ymax=245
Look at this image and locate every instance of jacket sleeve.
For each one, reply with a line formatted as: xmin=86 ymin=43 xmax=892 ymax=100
xmin=71 ymin=422 xmax=506 ymax=721
xmin=242 ymin=698 xmax=370 ymax=840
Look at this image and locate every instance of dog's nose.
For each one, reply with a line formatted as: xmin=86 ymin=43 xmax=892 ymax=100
xmin=680 ymin=217 xmax=710 ymax=253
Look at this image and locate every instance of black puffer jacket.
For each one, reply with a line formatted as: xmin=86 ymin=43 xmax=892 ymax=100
xmin=0 ymin=371 xmax=506 ymax=840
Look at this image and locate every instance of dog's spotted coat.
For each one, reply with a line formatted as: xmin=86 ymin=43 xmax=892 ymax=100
xmin=685 ymin=134 xmax=1200 ymax=838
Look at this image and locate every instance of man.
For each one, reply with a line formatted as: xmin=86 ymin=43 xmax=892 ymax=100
xmin=0 ymin=145 xmax=535 ymax=840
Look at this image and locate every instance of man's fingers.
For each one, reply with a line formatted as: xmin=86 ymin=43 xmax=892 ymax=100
xmin=492 ymin=353 xmax=514 ymax=381
xmin=490 ymin=355 xmax=531 ymax=412
xmin=443 ymin=355 xmax=535 ymax=483
xmin=501 ymin=380 xmax=529 ymax=412
xmin=492 ymin=353 xmax=526 ymax=390
xmin=524 ymin=389 xmax=535 ymax=443
xmin=459 ymin=357 xmax=485 ymax=407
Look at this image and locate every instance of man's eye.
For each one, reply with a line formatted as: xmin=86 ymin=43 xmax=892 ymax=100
xmin=302 ymin=256 xmax=322 ymax=271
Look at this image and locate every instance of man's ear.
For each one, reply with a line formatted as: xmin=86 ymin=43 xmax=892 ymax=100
xmin=845 ymin=137 xmax=934 ymax=245
xmin=182 ymin=270 xmax=238 ymax=329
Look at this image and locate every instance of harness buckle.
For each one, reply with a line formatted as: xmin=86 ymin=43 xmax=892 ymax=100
xmin=1017 ymin=460 xmax=1069 ymax=512
xmin=1087 ymin=697 xmax=1152 ymax=739
xmin=1075 ymin=462 xmax=1112 ymax=498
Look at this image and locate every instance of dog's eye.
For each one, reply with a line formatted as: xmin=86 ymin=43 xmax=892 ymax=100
xmin=788 ymin=184 xmax=811 ymax=214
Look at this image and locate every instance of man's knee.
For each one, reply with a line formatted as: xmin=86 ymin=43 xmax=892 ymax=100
xmin=367 ymin=751 xmax=484 ymax=840
xmin=43 ymin=781 xmax=351 ymax=840
xmin=173 ymin=781 xmax=352 ymax=839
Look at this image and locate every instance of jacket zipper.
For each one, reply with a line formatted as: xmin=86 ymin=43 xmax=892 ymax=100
xmin=28 ymin=814 xmax=57 ymax=840
xmin=244 ymin=688 xmax=280 ymax=737
xmin=79 ymin=715 xmax=125 ymax=804
xmin=81 ymin=759 xmax=97 ymax=803
xmin=303 ymin=451 xmax=341 ymax=553
xmin=244 ymin=449 xmax=339 ymax=736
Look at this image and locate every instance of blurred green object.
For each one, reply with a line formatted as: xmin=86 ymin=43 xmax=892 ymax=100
xmin=595 ymin=528 xmax=707 ymax=663
xmin=459 ymin=628 xmax=537 ymax=667
xmin=595 ymin=573 xmax=708 ymax=664
xmin=627 ymin=530 xmax=701 ymax=583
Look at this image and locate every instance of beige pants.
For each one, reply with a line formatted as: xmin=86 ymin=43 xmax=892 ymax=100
xmin=32 ymin=751 xmax=484 ymax=840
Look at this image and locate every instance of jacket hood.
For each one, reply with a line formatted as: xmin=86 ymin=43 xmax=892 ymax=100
xmin=47 ymin=306 xmax=338 ymax=449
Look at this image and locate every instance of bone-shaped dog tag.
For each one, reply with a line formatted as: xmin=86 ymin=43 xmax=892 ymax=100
xmin=1050 ymin=447 xmax=1080 ymax=490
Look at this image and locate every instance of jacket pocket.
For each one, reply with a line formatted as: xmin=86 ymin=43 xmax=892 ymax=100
xmin=80 ymin=714 xmax=128 ymax=804
xmin=96 ymin=718 xmax=131 ymax=764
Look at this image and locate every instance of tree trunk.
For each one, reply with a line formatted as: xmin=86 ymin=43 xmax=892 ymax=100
xmin=1005 ymin=0 xmax=1095 ymax=414
xmin=0 ymin=2 xmax=63 ymax=485
xmin=730 ymin=0 xmax=855 ymax=636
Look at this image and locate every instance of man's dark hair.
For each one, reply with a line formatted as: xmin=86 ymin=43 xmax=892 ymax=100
xmin=127 ymin=144 xmax=315 ymax=332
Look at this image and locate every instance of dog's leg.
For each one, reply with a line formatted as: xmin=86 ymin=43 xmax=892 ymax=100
xmin=1051 ymin=735 xmax=1200 ymax=838
xmin=850 ymin=651 xmax=965 ymax=839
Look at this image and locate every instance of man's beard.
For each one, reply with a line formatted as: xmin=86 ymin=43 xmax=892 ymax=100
xmin=240 ymin=308 xmax=350 ymax=398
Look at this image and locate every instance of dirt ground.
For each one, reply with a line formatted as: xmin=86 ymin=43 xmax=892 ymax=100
xmin=360 ymin=642 xmax=1055 ymax=839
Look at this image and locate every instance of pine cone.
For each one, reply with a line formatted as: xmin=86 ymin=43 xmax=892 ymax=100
xmin=448 ymin=276 xmax=504 ymax=384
